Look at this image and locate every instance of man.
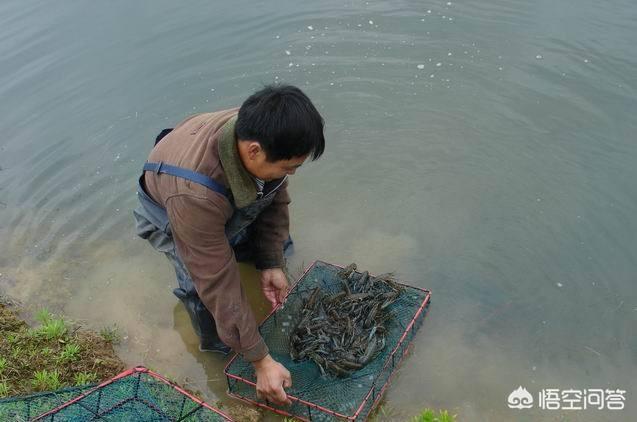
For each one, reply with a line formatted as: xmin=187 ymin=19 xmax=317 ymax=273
xmin=133 ymin=85 xmax=325 ymax=405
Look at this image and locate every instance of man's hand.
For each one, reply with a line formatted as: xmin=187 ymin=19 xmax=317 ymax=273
xmin=253 ymin=354 xmax=292 ymax=405
xmin=260 ymin=268 xmax=289 ymax=309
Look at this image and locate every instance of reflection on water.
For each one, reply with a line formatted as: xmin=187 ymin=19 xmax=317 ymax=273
xmin=1 ymin=0 xmax=636 ymax=420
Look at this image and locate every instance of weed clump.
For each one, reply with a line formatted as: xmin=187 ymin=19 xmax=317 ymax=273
xmin=33 ymin=309 xmax=67 ymax=340
xmin=411 ymin=408 xmax=457 ymax=422
xmin=0 ymin=300 xmax=124 ymax=397
xmin=73 ymin=371 xmax=98 ymax=386
xmin=99 ymin=325 xmax=121 ymax=344
xmin=31 ymin=369 xmax=61 ymax=392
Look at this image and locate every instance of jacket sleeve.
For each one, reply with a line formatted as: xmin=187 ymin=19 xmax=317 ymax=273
xmin=252 ymin=180 xmax=291 ymax=270
xmin=165 ymin=193 xmax=269 ymax=362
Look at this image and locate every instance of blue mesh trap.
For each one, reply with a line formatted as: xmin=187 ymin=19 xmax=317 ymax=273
xmin=0 ymin=384 xmax=96 ymax=421
xmin=27 ymin=366 xmax=232 ymax=421
xmin=224 ymin=260 xmax=431 ymax=421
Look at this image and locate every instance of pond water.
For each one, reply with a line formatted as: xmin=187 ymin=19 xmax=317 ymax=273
xmin=1 ymin=0 xmax=635 ymax=420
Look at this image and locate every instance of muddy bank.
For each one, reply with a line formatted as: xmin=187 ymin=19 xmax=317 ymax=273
xmin=0 ymin=297 xmax=124 ymax=397
xmin=0 ymin=296 xmax=263 ymax=421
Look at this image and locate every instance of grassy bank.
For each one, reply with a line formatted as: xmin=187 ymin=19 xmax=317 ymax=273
xmin=370 ymin=404 xmax=457 ymax=422
xmin=0 ymin=298 xmax=261 ymax=421
xmin=0 ymin=299 xmax=124 ymax=398
xmin=411 ymin=408 xmax=456 ymax=422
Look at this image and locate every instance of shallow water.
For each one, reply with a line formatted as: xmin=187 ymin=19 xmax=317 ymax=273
xmin=1 ymin=0 xmax=636 ymax=420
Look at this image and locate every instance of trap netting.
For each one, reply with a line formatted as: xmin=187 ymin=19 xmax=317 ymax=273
xmin=225 ymin=260 xmax=431 ymax=421
xmin=0 ymin=384 xmax=96 ymax=421
xmin=31 ymin=367 xmax=232 ymax=421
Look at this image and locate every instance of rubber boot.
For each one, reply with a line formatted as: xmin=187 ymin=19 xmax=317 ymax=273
xmin=174 ymin=288 xmax=231 ymax=355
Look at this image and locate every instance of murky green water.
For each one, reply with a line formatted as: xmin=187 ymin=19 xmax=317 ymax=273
xmin=1 ymin=0 xmax=635 ymax=420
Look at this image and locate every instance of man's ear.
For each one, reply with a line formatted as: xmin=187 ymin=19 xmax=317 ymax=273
xmin=246 ymin=141 xmax=262 ymax=160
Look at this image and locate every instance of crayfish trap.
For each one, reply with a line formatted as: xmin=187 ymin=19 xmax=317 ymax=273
xmin=224 ymin=261 xmax=431 ymax=421
xmin=0 ymin=367 xmax=232 ymax=421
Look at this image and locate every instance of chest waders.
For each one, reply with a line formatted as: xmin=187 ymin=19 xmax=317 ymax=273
xmin=133 ymin=129 xmax=291 ymax=354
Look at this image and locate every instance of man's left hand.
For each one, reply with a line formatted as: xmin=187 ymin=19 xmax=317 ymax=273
xmin=260 ymin=268 xmax=289 ymax=309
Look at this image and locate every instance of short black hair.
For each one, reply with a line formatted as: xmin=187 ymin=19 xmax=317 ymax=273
xmin=235 ymin=85 xmax=325 ymax=162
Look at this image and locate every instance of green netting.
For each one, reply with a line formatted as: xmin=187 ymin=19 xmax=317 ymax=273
xmin=0 ymin=384 xmax=96 ymax=421
xmin=225 ymin=261 xmax=431 ymax=421
xmin=24 ymin=367 xmax=231 ymax=421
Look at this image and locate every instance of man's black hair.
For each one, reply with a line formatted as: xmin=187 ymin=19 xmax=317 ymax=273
xmin=235 ymin=85 xmax=325 ymax=162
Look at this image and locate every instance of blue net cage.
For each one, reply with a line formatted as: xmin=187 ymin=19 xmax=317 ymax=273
xmin=0 ymin=384 xmax=96 ymax=421
xmin=17 ymin=367 xmax=233 ymax=421
xmin=225 ymin=261 xmax=431 ymax=421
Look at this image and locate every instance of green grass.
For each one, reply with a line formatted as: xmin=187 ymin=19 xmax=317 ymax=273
xmin=31 ymin=369 xmax=61 ymax=392
xmin=0 ymin=357 xmax=6 ymax=398
xmin=33 ymin=309 xmax=67 ymax=340
xmin=411 ymin=408 xmax=457 ymax=422
xmin=58 ymin=343 xmax=81 ymax=363
xmin=0 ymin=381 xmax=8 ymax=398
xmin=99 ymin=325 xmax=121 ymax=344
xmin=0 ymin=302 xmax=125 ymax=397
xmin=40 ymin=318 xmax=67 ymax=339
xmin=73 ymin=371 xmax=98 ymax=386
xmin=11 ymin=346 xmax=23 ymax=359
xmin=36 ymin=309 xmax=52 ymax=324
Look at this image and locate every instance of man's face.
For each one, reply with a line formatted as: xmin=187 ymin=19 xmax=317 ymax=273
xmin=255 ymin=155 xmax=307 ymax=181
xmin=239 ymin=140 xmax=307 ymax=181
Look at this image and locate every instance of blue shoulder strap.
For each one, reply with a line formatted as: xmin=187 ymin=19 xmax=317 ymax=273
xmin=143 ymin=161 xmax=228 ymax=197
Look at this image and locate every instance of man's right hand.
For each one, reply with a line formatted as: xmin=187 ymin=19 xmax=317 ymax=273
xmin=253 ymin=354 xmax=292 ymax=406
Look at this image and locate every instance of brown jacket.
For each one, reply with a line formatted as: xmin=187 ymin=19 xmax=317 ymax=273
xmin=143 ymin=108 xmax=290 ymax=361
